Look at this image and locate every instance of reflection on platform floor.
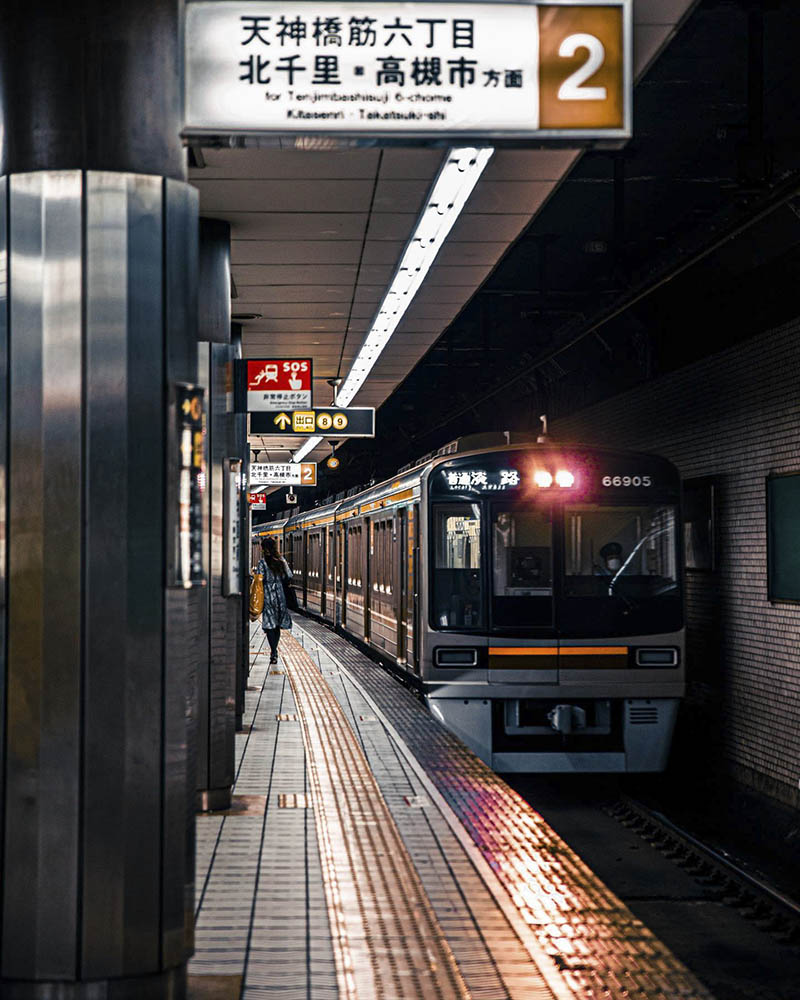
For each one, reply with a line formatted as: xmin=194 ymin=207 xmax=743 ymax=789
xmin=188 ymin=620 xmax=714 ymax=999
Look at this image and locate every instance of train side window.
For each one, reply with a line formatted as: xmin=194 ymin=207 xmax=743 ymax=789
xmin=491 ymin=505 xmax=553 ymax=627
xmin=768 ymin=473 xmax=800 ymax=601
xmin=373 ymin=521 xmax=381 ymax=592
xmin=385 ymin=519 xmax=392 ymax=596
xmin=432 ymin=503 xmax=484 ymax=629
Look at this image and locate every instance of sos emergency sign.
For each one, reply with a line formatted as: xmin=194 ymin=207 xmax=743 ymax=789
xmin=247 ymin=359 xmax=312 ymax=411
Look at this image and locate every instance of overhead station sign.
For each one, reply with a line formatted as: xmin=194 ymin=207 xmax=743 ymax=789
xmin=250 ymin=462 xmax=317 ymax=485
xmin=251 ymin=406 xmax=375 ymax=437
xmin=185 ymin=1 xmax=631 ymax=139
xmin=247 ymin=359 xmax=312 ymax=411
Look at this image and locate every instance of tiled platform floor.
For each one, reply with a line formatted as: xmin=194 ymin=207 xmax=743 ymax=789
xmin=188 ymin=619 xmax=714 ymax=1000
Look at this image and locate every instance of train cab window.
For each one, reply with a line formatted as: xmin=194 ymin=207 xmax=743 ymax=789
xmin=433 ymin=504 xmax=484 ymax=628
xmin=564 ymin=504 xmax=678 ymax=597
xmin=491 ymin=506 xmax=553 ymax=627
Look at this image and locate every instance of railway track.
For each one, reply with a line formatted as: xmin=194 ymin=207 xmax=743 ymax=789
xmin=607 ymin=795 xmax=800 ymax=944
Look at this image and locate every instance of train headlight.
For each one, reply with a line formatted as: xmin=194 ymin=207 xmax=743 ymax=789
xmin=534 ymin=470 xmax=553 ymax=488
xmin=555 ymin=469 xmax=575 ymax=488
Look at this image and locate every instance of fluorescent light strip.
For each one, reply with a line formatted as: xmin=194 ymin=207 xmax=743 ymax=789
xmin=293 ymin=145 xmax=494 ymax=462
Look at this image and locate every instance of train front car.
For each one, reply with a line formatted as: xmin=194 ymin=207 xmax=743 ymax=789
xmin=421 ymin=445 xmax=684 ymax=773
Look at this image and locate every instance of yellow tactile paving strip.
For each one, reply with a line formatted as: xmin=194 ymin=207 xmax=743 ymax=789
xmin=294 ymin=619 xmax=718 ymax=1000
xmin=281 ymin=634 xmax=477 ymax=1000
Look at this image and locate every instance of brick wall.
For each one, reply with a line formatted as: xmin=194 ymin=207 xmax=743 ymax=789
xmin=553 ymin=318 xmax=800 ymax=808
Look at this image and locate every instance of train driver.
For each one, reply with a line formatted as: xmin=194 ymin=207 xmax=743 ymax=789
xmin=595 ymin=541 xmax=624 ymax=576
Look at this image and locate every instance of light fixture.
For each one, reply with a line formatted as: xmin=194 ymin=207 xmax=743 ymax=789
xmin=534 ymin=470 xmax=553 ymax=488
xmin=555 ymin=469 xmax=575 ymax=488
xmin=292 ymin=145 xmax=494 ymax=462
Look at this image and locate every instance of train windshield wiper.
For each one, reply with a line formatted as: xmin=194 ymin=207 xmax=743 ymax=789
xmin=607 ymin=527 xmax=668 ymax=598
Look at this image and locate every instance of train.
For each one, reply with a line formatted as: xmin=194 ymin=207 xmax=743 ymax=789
xmin=253 ymin=432 xmax=685 ymax=772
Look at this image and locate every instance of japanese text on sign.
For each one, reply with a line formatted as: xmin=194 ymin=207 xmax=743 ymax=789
xmin=250 ymin=406 xmax=375 ymax=438
xmin=185 ymin=2 xmax=629 ymax=137
xmin=247 ymin=358 xmax=313 ymax=411
xmin=250 ymin=462 xmax=317 ymax=485
xmin=444 ymin=468 xmax=520 ymax=491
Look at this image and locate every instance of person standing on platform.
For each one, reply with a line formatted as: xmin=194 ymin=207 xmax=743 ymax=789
xmin=257 ymin=537 xmax=293 ymax=663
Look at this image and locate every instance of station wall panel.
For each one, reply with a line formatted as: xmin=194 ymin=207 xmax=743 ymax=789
xmin=554 ymin=318 xmax=800 ymax=809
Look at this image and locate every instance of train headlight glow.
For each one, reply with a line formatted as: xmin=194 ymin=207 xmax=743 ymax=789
xmin=555 ymin=470 xmax=575 ymax=488
xmin=534 ymin=470 xmax=553 ymax=488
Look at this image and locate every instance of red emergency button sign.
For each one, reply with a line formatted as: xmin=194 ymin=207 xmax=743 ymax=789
xmin=246 ymin=358 xmax=312 ymax=412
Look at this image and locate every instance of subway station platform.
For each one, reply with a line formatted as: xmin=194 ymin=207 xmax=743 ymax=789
xmin=189 ymin=618 xmax=715 ymax=1000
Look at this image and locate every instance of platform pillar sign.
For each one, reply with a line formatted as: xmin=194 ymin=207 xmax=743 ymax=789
xmin=169 ymin=384 xmax=207 ymax=589
xmin=246 ymin=358 xmax=313 ymax=411
xmin=251 ymin=406 xmax=375 ymax=438
xmin=223 ymin=458 xmax=242 ymax=596
xmin=249 ymin=492 xmax=267 ymax=510
xmin=250 ymin=462 xmax=317 ymax=486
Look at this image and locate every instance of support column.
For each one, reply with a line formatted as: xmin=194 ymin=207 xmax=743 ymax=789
xmin=232 ymin=323 xmax=249 ymax=732
xmin=197 ymin=219 xmax=238 ymax=811
xmin=0 ymin=2 xmax=196 ymax=997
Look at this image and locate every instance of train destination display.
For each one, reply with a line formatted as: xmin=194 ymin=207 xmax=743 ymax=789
xmin=185 ymin=1 xmax=631 ymax=139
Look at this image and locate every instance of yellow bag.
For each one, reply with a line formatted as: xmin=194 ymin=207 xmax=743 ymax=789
xmin=249 ymin=572 xmax=264 ymax=621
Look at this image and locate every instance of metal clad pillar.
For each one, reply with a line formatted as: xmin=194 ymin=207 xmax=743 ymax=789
xmin=5 ymin=171 xmax=84 ymax=978
xmin=82 ymin=173 xmax=164 ymax=976
xmin=197 ymin=219 xmax=237 ymax=811
xmin=165 ymin=181 xmax=202 ymax=965
xmin=232 ymin=323 xmax=248 ymax=731
xmin=0 ymin=2 xmax=197 ymax=995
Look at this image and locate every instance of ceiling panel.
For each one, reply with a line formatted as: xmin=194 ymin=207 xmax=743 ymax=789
xmin=372 ymin=179 xmax=431 ymax=214
xmin=361 ymin=241 xmax=407 ymax=266
xmin=365 ymin=213 xmax=419 ymax=240
xmin=232 ymin=240 xmax=364 ymax=265
xmin=425 ymin=264 xmax=496 ymax=287
xmin=447 ymin=213 xmax=533 ymax=243
xmin=198 ymin=148 xmax=381 ymax=180
xmin=243 ymin=321 xmax=349 ymax=335
xmin=193 ymin=178 xmax=375 ymax=213
xmin=235 ymin=285 xmax=354 ymax=303
xmin=466 ymin=180 xmax=557 ymax=216
xmin=234 ymin=264 xmax=359 ymax=286
xmin=378 ymin=148 xmax=446 ymax=179
xmin=203 ymin=212 xmax=368 ymax=240
xmin=483 ymin=149 xmax=581 ymax=182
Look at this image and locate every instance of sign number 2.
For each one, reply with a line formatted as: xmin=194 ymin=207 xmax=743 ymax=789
xmin=558 ymin=34 xmax=607 ymax=101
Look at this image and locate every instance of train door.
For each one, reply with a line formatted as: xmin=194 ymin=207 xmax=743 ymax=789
xmin=397 ymin=509 xmax=408 ymax=665
xmin=364 ymin=518 xmax=372 ymax=641
xmin=406 ymin=504 xmax=420 ymax=673
xmin=337 ymin=522 xmax=345 ymax=626
xmin=320 ymin=526 xmax=327 ymax=617
xmin=301 ymin=531 xmax=308 ymax=606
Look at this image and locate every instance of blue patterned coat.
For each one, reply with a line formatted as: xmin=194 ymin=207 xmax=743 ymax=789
xmin=257 ymin=557 xmax=292 ymax=631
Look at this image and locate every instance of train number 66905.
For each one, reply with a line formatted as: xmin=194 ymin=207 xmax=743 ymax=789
xmin=602 ymin=474 xmax=652 ymax=487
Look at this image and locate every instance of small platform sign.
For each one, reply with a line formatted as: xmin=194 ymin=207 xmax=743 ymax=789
xmin=246 ymin=359 xmax=312 ymax=411
xmin=251 ymin=406 xmax=375 ymax=438
xmin=250 ymin=462 xmax=317 ymax=486
xmin=248 ymin=492 xmax=267 ymax=509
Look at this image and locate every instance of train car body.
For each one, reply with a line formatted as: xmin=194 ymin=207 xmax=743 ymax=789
xmin=253 ymin=433 xmax=685 ymax=773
